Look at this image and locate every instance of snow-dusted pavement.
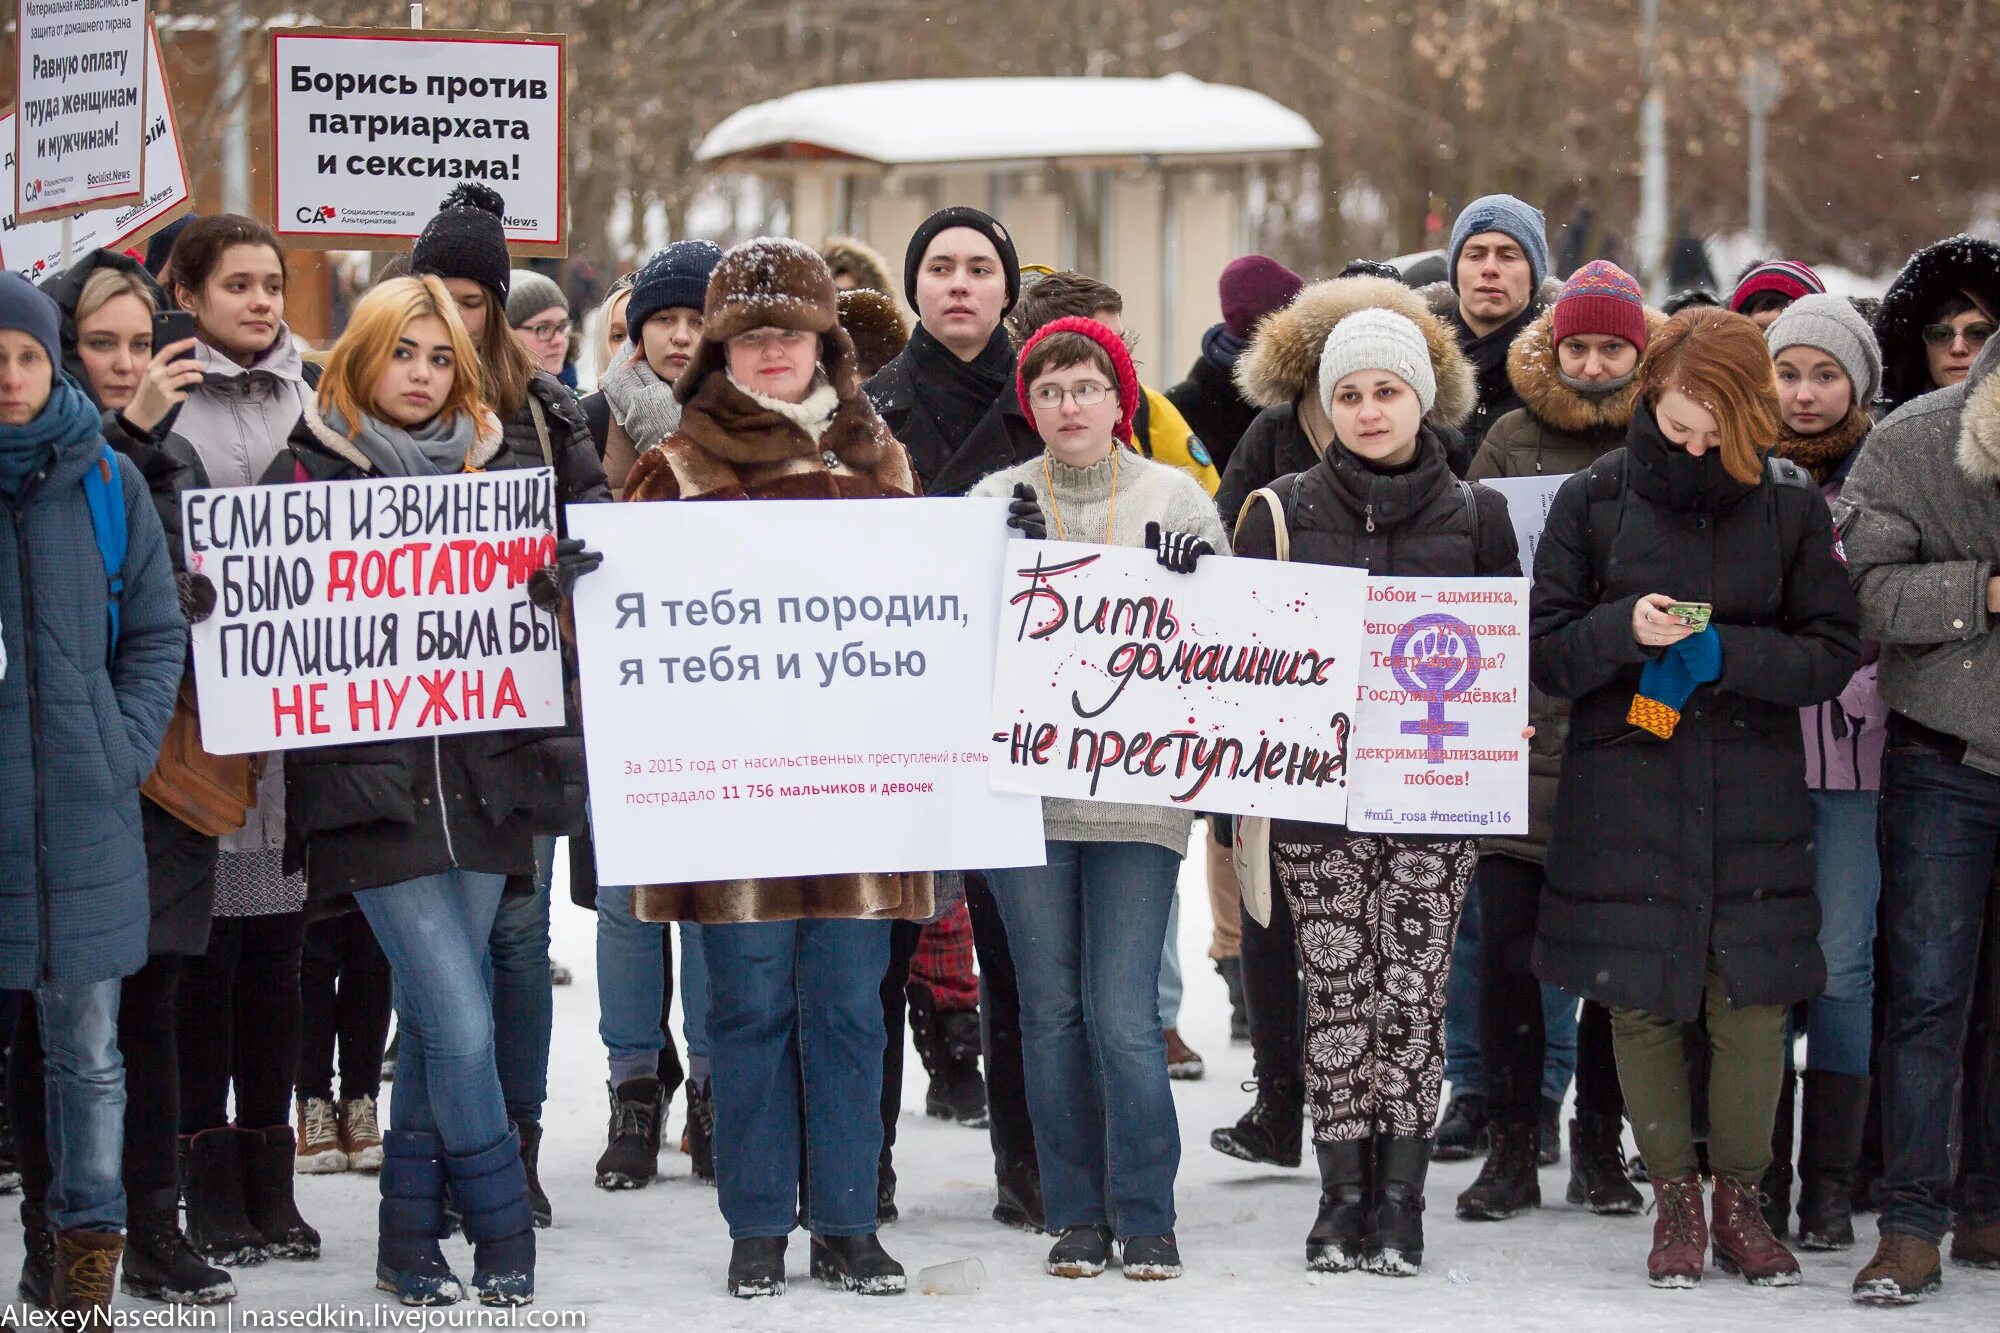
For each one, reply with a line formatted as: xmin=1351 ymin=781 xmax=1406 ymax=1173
xmin=13 ymin=836 xmax=1989 ymax=1329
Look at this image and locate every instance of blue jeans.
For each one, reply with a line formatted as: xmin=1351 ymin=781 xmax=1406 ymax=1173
xmin=1807 ymin=789 xmax=1881 ymax=1077
xmin=990 ymin=839 xmax=1182 ymax=1238
xmin=488 ymin=837 xmax=555 ymax=1123
xmin=595 ymin=884 xmax=665 ymax=1087
xmin=37 ymin=977 xmax=125 ymax=1232
xmin=1443 ymin=888 xmax=1578 ymax=1102
xmin=701 ymin=918 xmax=890 ymax=1239
xmin=679 ymin=923 xmax=710 ymax=1082
xmin=1157 ymin=892 xmax=1182 ymax=1029
xmin=358 ymin=870 xmax=511 ymax=1156
xmin=1877 ymin=741 xmax=2000 ymax=1241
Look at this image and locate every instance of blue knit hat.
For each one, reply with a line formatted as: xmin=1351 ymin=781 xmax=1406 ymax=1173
xmin=626 ymin=240 xmax=724 ymax=342
xmin=0 ymin=272 xmax=63 ymax=367
xmin=1449 ymin=194 xmax=1550 ymax=292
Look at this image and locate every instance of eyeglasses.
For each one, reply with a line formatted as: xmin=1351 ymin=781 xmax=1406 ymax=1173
xmin=1029 ymin=382 xmax=1113 ymax=409
xmin=1921 ymin=321 xmax=1995 ymax=349
xmin=520 ymin=319 xmax=573 ymax=343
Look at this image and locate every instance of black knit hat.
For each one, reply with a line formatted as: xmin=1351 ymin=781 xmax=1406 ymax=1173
xmin=626 ymin=240 xmax=723 ymax=342
xmin=903 ymin=206 xmax=1020 ymax=313
xmin=410 ymin=183 xmax=512 ymax=301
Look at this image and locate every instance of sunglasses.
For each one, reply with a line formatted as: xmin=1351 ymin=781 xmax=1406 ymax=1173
xmin=1921 ymin=321 xmax=1995 ymax=349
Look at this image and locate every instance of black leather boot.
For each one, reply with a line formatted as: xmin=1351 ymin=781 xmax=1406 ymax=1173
xmin=1306 ymin=1139 xmax=1372 ymax=1273
xmin=1369 ymin=1136 xmax=1431 ymax=1276
xmin=1796 ymin=1071 xmax=1870 ymax=1251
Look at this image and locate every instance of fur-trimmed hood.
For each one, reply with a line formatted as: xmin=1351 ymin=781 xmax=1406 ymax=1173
xmin=1233 ymin=275 xmax=1477 ymax=428
xmin=820 ymin=236 xmax=898 ymax=300
xmin=1877 ymin=235 xmax=2000 ymax=411
xmin=1954 ymin=339 xmax=2000 ymax=483
xmin=290 ymin=395 xmax=505 ymax=476
xmin=1506 ymin=305 xmax=1667 ymax=437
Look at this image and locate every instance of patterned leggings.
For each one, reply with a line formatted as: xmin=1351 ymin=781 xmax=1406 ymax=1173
xmin=1272 ymin=828 xmax=1478 ymax=1144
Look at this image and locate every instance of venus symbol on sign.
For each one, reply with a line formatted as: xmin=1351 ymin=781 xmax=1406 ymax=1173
xmin=1389 ymin=613 xmax=1481 ymax=763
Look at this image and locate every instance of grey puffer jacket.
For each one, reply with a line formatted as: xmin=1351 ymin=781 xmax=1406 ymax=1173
xmin=1836 ymin=339 xmax=2000 ymax=773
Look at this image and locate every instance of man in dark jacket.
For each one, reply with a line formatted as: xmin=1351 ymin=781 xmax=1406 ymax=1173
xmin=0 ymin=272 xmax=183 ymax=1314
xmin=1164 ymin=255 xmax=1303 ymax=477
xmin=1839 ymin=338 xmax=2000 ymax=1302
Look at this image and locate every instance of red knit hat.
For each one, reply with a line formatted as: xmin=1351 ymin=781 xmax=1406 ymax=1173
xmin=1729 ymin=259 xmax=1825 ymax=313
xmin=1551 ymin=260 xmax=1650 ymax=350
xmin=1016 ymin=316 xmax=1141 ymax=444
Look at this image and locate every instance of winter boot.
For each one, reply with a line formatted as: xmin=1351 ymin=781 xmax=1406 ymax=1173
xmin=1647 ymin=1174 xmax=1707 ymax=1288
xmin=375 ymin=1130 xmax=463 ymax=1306
xmin=1045 ymin=1225 xmax=1114 ymax=1278
xmin=1367 ymin=1136 xmax=1430 ymax=1276
xmin=379 ymin=1030 xmax=398 ymax=1085
xmin=16 ymin=1198 xmax=52 ymax=1309
xmin=594 ymin=1076 xmax=665 ymax=1190
xmin=1950 ymin=1217 xmax=2000 ymax=1269
xmin=0 ymin=1068 xmax=21 ymax=1195
xmin=1538 ymin=1097 xmax=1563 ymax=1167
xmin=50 ymin=1230 xmax=121 ymax=1325
xmin=683 ymin=1078 xmax=715 ymax=1184
xmin=444 ymin=1127 xmax=536 ymax=1306
xmin=1120 ymin=1233 xmax=1183 ymax=1280
xmin=993 ymin=1153 xmax=1045 ymax=1232
xmin=1209 ymin=1076 xmax=1304 ymax=1168
xmin=1853 ymin=1233 xmax=1942 ymax=1305
xmin=1164 ymin=1029 xmax=1205 ymax=1080
xmin=1431 ymin=1092 xmax=1488 ymax=1162
xmin=876 ymin=1159 xmax=897 ymax=1226
xmin=934 ymin=1008 xmax=990 ymax=1127
xmin=294 ymin=1098 xmax=346 ymax=1174
xmin=121 ymin=1187 xmax=234 ymax=1305
xmin=512 ymin=1116 xmax=551 ymax=1229
xmin=241 ymin=1126 xmax=321 ymax=1259
xmin=1566 ymin=1112 xmax=1644 ymax=1215
xmin=1711 ymin=1175 xmax=1801 ymax=1286
xmin=1306 ymin=1139 xmax=1372 ymax=1273
xmin=1216 ymin=957 xmax=1250 ymax=1044
xmin=1456 ymin=1116 xmax=1541 ymax=1221
xmin=339 ymin=1095 xmax=384 ymax=1173
xmin=180 ymin=1129 xmax=266 ymax=1266
xmin=1759 ymin=1069 xmax=1797 ymax=1238
xmin=1796 ymin=1071 xmax=1869 ymax=1251
xmin=727 ymin=1236 xmax=785 ymax=1298
xmin=810 ymin=1233 xmax=905 ymax=1295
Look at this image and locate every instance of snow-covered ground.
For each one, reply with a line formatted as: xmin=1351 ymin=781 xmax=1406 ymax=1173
xmin=14 ymin=836 xmax=1990 ymax=1329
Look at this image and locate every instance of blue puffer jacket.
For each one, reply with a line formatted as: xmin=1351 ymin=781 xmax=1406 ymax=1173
xmin=0 ymin=390 xmax=184 ymax=989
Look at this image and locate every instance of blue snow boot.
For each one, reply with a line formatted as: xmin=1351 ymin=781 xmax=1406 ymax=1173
xmin=445 ymin=1128 xmax=536 ymax=1306
xmin=377 ymin=1132 xmax=465 ymax=1306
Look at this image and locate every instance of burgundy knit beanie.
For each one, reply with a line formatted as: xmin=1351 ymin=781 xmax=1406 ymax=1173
xmin=1729 ymin=259 xmax=1826 ymax=313
xmin=1016 ymin=316 xmax=1141 ymax=444
xmin=1551 ymin=260 xmax=1650 ymax=350
xmin=1219 ymin=255 xmax=1305 ymax=340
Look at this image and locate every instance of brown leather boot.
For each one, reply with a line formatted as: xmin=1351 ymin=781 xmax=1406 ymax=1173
xmin=1711 ymin=1175 xmax=1801 ymax=1286
xmin=1950 ymin=1216 xmax=2000 ymax=1269
xmin=1646 ymin=1174 xmax=1707 ymax=1289
xmin=1853 ymin=1233 xmax=1943 ymax=1304
xmin=52 ymin=1229 xmax=122 ymax=1325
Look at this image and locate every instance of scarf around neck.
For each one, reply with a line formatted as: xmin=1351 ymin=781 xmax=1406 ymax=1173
xmin=0 ymin=377 xmax=105 ymax=494
xmin=1458 ymin=305 xmax=1537 ymax=407
xmin=322 ymin=402 xmax=479 ymax=478
xmin=1774 ymin=406 xmax=1871 ymax=485
xmin=600 ymin=345 xmax=683 ymax=454
xmin=906 ymin=323 xmax=1014 ymax=464
xmin=725 ymin=369 xmax=840 ymax=444
xmin=1201 ymin=322 xmax=1248 ymax=373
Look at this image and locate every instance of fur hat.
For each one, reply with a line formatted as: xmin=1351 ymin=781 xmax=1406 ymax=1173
xmin=627 ymin=240 xmax=723 ymax=340
xmin=821 ymin=236 xmax=898 ymax=300
xmin=1552 ymin=261 xmax=1650 ymax=351
xmin=1766 ymin=293 xmax=1883 ymax=408
xmin=1449 ymin=194 xmax=1550 ymax=292
xmin=412 ymin=183 xmax=512 ymax=300
xmin=1015 ymin=316 xmax=1141 ymax=444
xmin=505 ymin=270 xmax=567 ymax=328
xmin=1318 ymin=309 xmax=1438 ymax=415
xmin=836 ymin=288 xmax=908 ymax=378
xmin=1219 ymin=255 xmax=1304 ymax=340
xmin=903 ymin=207 xmax=1020 ymax=313
xmin=676 ymin=238 xmax=861 ymax=400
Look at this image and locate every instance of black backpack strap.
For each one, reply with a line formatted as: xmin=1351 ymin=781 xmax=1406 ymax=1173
xmin=300 ymin=360 xmax=323 ymax=389
xmin=1581 ymin=450 xmax=1628 ymax=593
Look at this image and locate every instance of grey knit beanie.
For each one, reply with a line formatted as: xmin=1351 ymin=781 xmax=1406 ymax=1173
xmin=1766 ymin=293 xmax=1882 ymax=407
xmin=1448 ymin=194 xmax=1550 ymax=292
xmin=1318 ymin=309 xmax=1437 ymax=414
xmin=506 ymin=270 xmax=567 ymax=328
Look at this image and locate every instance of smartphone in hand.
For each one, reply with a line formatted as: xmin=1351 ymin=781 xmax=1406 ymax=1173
xmin=152 ymin=310 xmax=198 ymax=362
xmin=1664 ymin=602 xmax=1713 ymax=632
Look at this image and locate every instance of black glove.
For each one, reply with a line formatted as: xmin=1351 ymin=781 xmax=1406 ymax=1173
xmin=1007 ymin=482 xmax=1047 ymax=540
xmin=177 ymin=572 xmax=217 ymax=624
xmin=1146 ymin=522 xmax=1213 ymax=574
xmin=527 ymin=537 xmax=604 ymax=611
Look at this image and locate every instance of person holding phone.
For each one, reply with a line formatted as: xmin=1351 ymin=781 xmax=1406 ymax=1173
xmin=1531 ymin=308 xmax=1861 ymax=1290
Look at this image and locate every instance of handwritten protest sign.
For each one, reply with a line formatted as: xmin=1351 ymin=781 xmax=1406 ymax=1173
xmin=13 ymin=0 xmax=149 ymax=219
xmin=988 ymin=541 xmax=1368 ymax=823
xmin=567 ymin=499 xmax=1045 ymax=888
xmin=1347 ymin=577 xmax=1530 ymax=835
xmin=1481 ymin=474 xmax=1569 ymax=577
xmin=1 ymin=24 xmax=190 ymax=280
xmin=183 ymin=470 xmax=565 ymax=755
xmin=270 ymin=28 xmax=567 ymax=254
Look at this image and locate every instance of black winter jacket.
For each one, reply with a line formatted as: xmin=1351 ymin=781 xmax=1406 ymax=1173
xmin=864 ymin=348 xmax=1040 ymax=498
xmin=1529 ymin=406 xmax=1861 ymax=1021
xmin=1164 ymin=341 xmax=1261 ymax=476
xmin=497 ymin=372 xmax=610 ymax=522
xmin=1216 ymin=402 xmax=1318 ymax=536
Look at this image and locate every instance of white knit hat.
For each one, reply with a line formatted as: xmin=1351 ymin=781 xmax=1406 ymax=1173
xmin=1318 ymin=308 xmax=1438 ymax=415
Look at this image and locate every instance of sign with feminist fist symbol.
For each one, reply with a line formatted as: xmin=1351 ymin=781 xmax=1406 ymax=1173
xmin=1390 ymin=613 xmax=1481 ymax=763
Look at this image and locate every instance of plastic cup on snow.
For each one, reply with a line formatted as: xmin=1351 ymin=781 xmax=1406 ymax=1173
xmin=917 ymin=1257 xmax=986 ymax=1295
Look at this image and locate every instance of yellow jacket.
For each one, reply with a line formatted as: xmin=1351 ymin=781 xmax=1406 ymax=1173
xmin=1136 ymin=386 xmax=1219 ymax=495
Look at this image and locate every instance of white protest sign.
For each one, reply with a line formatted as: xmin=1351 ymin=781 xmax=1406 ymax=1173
xmin=183 ymin=470 xmax=566 ymax=755
xmin=13 ymin=0 xmax=149 ymax=220
xmin=271 ymin=28 xmax=567 ymax=253
xmin=1 ymin=24 xmax=188 ymax=280
xmin=1347 ymin=577 xmax=1530 ymax=835
xmin=1481 ymin=474 xmax=1570 ymax=577
xmin=567 ymin=499 xmax=1046 ymax=888
xmin=988 ymin=541 xmax=1368 ymax=823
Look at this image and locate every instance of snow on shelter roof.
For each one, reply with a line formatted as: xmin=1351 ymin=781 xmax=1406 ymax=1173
xmin=696 ymin=75 xmax=1321 ymax=168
